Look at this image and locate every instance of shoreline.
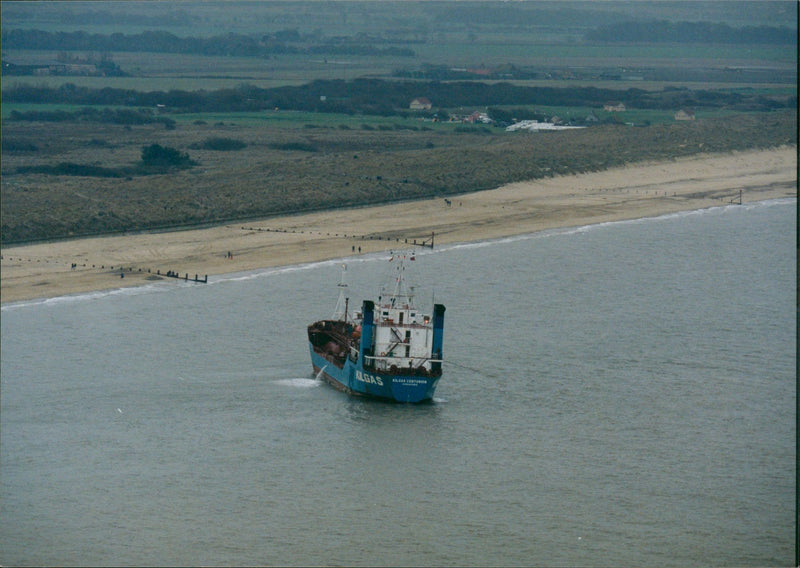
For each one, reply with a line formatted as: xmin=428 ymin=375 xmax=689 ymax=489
xmin=2 ymin=146 xmax=796 ymax=305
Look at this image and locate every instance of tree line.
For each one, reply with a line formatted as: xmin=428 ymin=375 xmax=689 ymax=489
xmin=4 ymin=79 xmax=794 ymax=119
xmin=2 ymin=29 xmax=415 ymax=58
xmin=585 ymin=20 xmax=796 ymax=45
xmin=6 ymin=106 xmax=176 ymax=128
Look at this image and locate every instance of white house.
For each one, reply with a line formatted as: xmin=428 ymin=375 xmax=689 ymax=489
xmin=409 ymin=97 xmax=432 ymax=110
xmin=603 ymin=102 xmax=626 ymax=112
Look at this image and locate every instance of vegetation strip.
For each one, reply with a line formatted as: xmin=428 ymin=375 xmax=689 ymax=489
xmin=2 ymin=111 xmax=795 ymax=244
xmin=4 ymin=80 xmax=794 ymax=117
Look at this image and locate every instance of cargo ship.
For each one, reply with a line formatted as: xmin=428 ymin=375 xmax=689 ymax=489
xmin=307 ymin=253 xmax=445 ymax=403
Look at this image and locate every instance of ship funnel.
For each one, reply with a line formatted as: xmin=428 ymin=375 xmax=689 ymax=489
xmin=431 ymin=304 xmax=446 ymax=371
xmin=360 ymin=300 xmax=375 ymax=365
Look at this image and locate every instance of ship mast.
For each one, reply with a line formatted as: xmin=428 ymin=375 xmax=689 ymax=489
xmin=383 ymin=252 xmax=417 ymax=309
xmin=332 ymin=264 xmax=349 ymax=321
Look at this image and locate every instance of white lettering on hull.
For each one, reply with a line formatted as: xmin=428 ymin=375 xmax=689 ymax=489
xmin=392 ymin=378 xmax=428 ymax=385
xmin=355 ymin=370 xmax=384 ymax=386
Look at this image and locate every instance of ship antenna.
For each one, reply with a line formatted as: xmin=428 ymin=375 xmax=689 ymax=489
xmin=385 ymin=251 xmax=418 ymax=308
xmin=332 ymin=264 xmax=349 ymax=321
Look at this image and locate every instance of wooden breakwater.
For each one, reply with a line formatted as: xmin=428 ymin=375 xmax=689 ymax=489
xmin=1 ymin=254 xmax=210 ymax=285
xmin=82 ymin=263 xmax=209 ymax=284
xmin=106 ymin=266 xmax=208 ymax=283
xmin=158 ymin=270 xmax=208 ymax=283
xmin=116 ymin=267 xmax=208 ymax=283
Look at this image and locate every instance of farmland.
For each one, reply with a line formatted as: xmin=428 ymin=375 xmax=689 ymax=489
xmin=1 ymin=1 xmax=796 ymax=244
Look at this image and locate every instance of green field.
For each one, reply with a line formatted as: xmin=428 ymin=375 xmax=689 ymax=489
xmin=413 ymin=40 xmax=797 ymax=65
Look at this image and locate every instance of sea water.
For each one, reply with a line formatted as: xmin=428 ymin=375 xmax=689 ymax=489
xmin=1 ymin=199 xmax=795 ymax=567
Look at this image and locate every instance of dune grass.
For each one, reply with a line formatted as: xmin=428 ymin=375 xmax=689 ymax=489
xmin=1 ymin=110 xmax=795 ymax=244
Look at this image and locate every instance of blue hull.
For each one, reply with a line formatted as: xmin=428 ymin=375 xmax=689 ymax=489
xmin=309 ymin=345 xmax=439 ymax=403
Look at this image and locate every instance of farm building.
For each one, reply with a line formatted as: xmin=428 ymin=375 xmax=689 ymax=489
xmin=409 ymin=97 xmax=432 ymax=110
xmin=603 ymin=102 xmax=626 ymax=112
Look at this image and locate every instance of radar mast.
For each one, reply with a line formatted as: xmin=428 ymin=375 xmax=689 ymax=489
xmin=332 ymin=264 xmax=349 ymax=321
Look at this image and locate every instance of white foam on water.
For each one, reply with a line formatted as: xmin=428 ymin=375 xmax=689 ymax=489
xmin=276 ymin=378 xmax=321 ymax=389
xmin=434 ymin=197 xmax=796 ymax=254
xmin=204 ymin=252 xmax=389 ymax=287
xmin=1 ymin=281 xmax=170 ymax=312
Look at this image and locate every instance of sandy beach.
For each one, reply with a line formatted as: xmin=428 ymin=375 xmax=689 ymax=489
xmin=1 ymin=146 xmax=795 ymax=304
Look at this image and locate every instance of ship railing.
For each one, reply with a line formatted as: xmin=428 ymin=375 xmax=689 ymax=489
xmin=374 ymin=321 xmax=429 ymax=329
xmin=364 ymin=355 xmax=443 ymax=364
xmin=377 ymin=301 xmax=413 ymax=310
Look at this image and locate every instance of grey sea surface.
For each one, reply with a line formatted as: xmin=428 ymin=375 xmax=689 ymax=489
xmin=1 ymin=199 xmax=795 ymax=567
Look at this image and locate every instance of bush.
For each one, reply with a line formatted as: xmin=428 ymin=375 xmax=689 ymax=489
xmin=140 ymin=144 xmax=195 ymax=168
xmin=454 ymin=125 xmax=492 ymax=134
